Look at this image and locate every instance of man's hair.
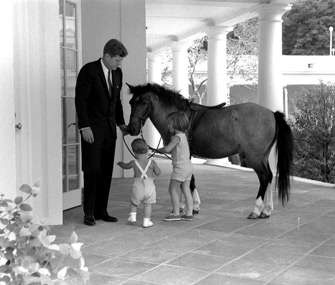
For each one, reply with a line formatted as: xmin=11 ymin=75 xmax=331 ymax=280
xmin=103 ymin=39 xmax=128 ymax=57
xmin=167 ymin=111 xmax=189 ymax=132
xmin=131 ymin=138 xmax=148 ymax=154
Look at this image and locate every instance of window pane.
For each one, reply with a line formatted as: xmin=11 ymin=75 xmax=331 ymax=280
xmin=62 ymin=97 xmax=67 ymax=144
xmin=59 ymin=0 xmax=64 ymax=46
xmin=68 ymin=145 xmax=80 ymax=190
xmin=65 ymin=2 xmax=76 ymax=50
xmin=66 ymin=49 xmax=77 ymax=95
xmin=65 ymin=97 xmax=78 ymax=144
xmin=60 ymin=48 xmax=65 ymax=95
xmin=62 ymin=146 xmax=67 ymax=193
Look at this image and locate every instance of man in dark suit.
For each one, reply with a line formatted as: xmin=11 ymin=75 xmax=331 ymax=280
xmin=75 ymin=39 xmax=128 ymax=226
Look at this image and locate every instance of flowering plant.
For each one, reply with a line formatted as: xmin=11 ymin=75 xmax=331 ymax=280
xmin=0 ymin=180 xmax=89 ymax=284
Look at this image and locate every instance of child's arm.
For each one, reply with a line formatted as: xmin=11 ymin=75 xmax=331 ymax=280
xmin=152 ymin=160 xmax=161 ymax=176
xmin=117 ymin=161 xmax=134 ymax=170
xmin=157 ymin=136 xmax=180 ymax=153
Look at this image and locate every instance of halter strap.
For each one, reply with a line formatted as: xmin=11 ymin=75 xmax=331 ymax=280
xmin=134 ymin=159 xmax=152 ymax=179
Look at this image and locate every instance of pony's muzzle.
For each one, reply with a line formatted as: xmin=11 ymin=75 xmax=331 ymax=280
xmin=127 ymin=122 xmax=140 ymax=136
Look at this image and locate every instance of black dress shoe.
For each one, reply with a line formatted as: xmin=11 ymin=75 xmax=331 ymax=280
xmin=95 ymin=212 xmax=118 ymax=222
xmin=84 ymin=215 xmax=96 ymax=226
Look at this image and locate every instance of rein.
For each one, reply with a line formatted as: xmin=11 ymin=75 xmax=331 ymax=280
xmin=124 ymin=97 xmax=203 ymax=160
xmin=122 ymin=122 xmax=171 ymax=160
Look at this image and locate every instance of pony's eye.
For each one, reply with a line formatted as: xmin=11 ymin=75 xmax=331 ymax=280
xmin=142 ymin=101 xmax=147 ymax=105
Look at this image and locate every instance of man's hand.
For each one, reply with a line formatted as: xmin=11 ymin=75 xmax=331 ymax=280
xmin=119 ymin=124 xmax=128 ymax=136
xmin=81 ymin=127 xmax=94 ymax=144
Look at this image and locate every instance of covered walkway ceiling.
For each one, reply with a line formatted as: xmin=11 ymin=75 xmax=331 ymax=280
xmin=145 ymin=0 xmax=296 ymax=52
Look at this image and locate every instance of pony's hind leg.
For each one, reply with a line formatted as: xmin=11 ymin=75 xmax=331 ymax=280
xmin=247 ymin=161 xmax=273 ymax=219
xmin=260 ymin=180 xmax=273 ymax=219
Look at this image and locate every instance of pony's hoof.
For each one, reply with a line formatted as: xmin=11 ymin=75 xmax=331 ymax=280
xmin=247 ymin=212 xmax=259 ymax=219
xmin=259 ymin=212 xmax=270 ymax=219
xmin=193 ymin=209 xmax=199 ymax=215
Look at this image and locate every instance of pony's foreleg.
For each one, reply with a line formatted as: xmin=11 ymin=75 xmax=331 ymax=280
xmin=248 ymin=197 xmax=264 ymax=219
xmin=259 ymin=183 xmax=273 ymax=219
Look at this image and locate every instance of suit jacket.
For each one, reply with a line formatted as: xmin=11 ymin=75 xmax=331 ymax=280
xmin=75 ymin=59 xmax=125 ymax=139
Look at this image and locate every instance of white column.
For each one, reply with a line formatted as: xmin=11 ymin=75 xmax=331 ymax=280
xmin=146 ymin=52 xmax=162 ymax=149
xmin=257 ymin=4 xmax=292 ymax=112
xmin=257 ymin=4 xmax=291 ymax=173
xmin=172 ymin=41 xmax=189 ymax=98
xmin=205 ymin=26 xmax=232 ymax=165
xmin=206 ymin=26 xmax=232 ymax=106
xmin=120 ymin=0 xmax=147 ymax=178
xmin=147 ymin=52 xmax=162 ymax=84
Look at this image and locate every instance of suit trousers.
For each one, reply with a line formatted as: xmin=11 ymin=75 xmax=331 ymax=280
xmin=81 ymin=128 xmax=116 ymax=216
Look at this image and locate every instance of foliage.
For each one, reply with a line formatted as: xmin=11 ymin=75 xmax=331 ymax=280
xmin=283 ymin=0 xmax=335 ymax=55
xmin=290 ymin=81 xmax=335 ymax=183
xmin=227 ymin=17 xmax=258 ymax=87
xmin=187 ymin=37 xmax=208 ymax=103
xmin=0 ymin=180 xmax=89 ymax=285
xmin=161 ymin=18 xmax=259 ymax=103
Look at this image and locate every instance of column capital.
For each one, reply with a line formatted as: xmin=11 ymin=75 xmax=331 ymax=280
xmin=256 ymin=4 xmax=292 ymax=22
xmin=206 ymin=26 xmax=233 ymax=40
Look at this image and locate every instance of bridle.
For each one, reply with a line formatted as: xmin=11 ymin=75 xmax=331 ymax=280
xmin=124 ymin=99 xmax=168 ymax=159
xmin=129 ymin=98 xmax=152 ymax=126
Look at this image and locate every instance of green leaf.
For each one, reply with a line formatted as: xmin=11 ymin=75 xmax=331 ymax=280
xmin=20 ymin=203 xmax=33 ymax=211
xmin=59 ymin=243 xmax=71 ymax=255
xmin=14 ymin=196 xmax=23 ymax=204
xmin=33 ymin=178 xmax=42 ymax=188
xmin=70 ymin=232 xmax=78 ymax=244
xmin=19 ymin=227 xmax=32 ymax=237
xmin=0 ymin=219 xmax=9 ymax=226
xmin=19 ymin=184 xmax=32 ymax=194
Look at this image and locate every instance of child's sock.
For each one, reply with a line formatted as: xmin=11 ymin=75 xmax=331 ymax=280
xmin=128 ymin=212 xmax=136 ymax=222
xmin=143 ymin=217 xmax=153 ymax=228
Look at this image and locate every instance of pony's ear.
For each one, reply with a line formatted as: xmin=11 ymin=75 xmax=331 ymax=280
xmin=126 ymin=83 xmax=134 ymax=93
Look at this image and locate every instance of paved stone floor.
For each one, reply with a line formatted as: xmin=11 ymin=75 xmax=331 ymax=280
xmin=56 ymin=157 xmax=335 ymax=285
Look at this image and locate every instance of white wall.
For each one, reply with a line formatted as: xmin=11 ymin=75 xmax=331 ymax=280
xmin=283 ymin=56 xmax=335 ymax=85
xmin=81 ymin=0 xmax=147 ymax=178
xmin=0 ymin=1 xmax=16 ymax=198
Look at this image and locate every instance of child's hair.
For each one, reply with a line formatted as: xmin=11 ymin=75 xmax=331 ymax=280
xmin=167 ymin=111 xmax=189 ymax=132
xmin=131 ymin=138 xmax=148 ymax=154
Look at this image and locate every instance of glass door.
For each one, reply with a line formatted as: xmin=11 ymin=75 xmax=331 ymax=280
xmin=59 ymin=0 xmax=81 ymax=210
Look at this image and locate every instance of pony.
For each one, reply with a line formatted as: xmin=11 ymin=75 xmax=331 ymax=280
xmin=126 ymin=83 xmax=294 ymax=219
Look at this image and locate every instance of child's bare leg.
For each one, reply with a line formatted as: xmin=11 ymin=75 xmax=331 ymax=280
xmin=178 ymin=188 xmax=185 ymax=212
xmin=143 ymin=203 xmax=153 ymax=228
xmin=130 ymin=202 xmax=137 ymax=213
xmin=169 ymin=179 xmax=182 ymax=215
xmin=144 ymin=203 xmax=152 ymax=219
xmin=181 ymin=180 xmax=193 ymax=216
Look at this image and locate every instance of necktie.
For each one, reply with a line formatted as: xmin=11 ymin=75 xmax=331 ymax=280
xmin=108 ymin=70 xmax=112 ymax=97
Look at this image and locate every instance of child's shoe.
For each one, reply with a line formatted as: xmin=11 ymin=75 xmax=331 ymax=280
xmin=143 ymin=218 xmax=153 ymax=228
xmin=181 ymin=214 xmax=193 ymax=221
xmin=163 ymin=214 xmax=181 ymax=221
xmin=128 ymin=212 xmax=136 ymax=223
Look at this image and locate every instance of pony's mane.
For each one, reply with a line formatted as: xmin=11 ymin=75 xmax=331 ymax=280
xmin=130 ymin=83 xmax=190 ymax=110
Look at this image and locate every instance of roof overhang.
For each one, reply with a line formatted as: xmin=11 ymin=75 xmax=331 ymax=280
xmin=146 ymin=0 xmax=297 ymax=53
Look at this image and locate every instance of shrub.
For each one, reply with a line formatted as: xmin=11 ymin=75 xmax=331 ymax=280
xmin=290 ymin=81 xmax=335 ymax=183
xmin=0 ymin=180 xmax=89 ymax=284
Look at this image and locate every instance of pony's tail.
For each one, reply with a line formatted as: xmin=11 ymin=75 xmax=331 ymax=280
xmin=274 ymin=111 xmax=294 ymax=205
